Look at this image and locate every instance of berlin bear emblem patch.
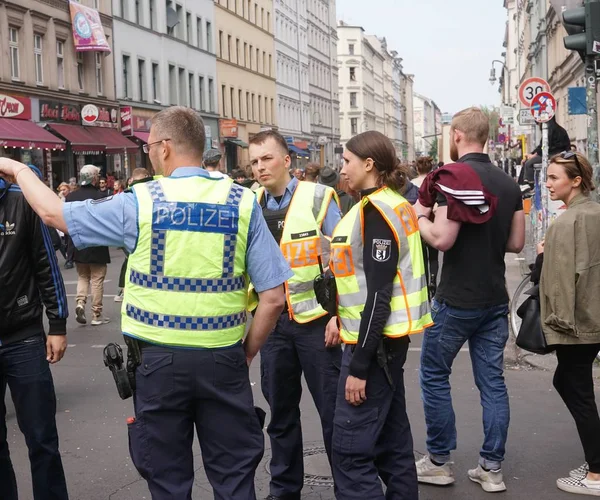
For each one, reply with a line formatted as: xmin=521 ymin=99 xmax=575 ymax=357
xmin=372 ymin=239 xmax=391 ymax=262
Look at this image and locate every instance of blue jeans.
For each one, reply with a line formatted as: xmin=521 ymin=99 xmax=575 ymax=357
xmin=0 ymin=335 xmax=69 ymax=500
xmin=420 ymin=299 xmax=510 ymax=470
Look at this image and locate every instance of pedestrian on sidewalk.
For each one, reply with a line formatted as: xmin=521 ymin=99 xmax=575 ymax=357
xmin=328 ymin=131 xmax=432 ymax=500
xmin=414 ymin=107 xmax=526 ymax=493
xmin=531 ymin=151 xmax=600 ymax=496
xmin=249 ymin=130 xmax=343 ymax=500
xmin=0 ymin=167 xmax=69 ymax=500
xmin=0 ymin=106 xmax=291 ymax=499
xmin=65 ymin=165 xmax=110 ymax=326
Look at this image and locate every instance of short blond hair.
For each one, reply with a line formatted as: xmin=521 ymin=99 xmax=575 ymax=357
xmin=451 ymin=107 xmax=489 ymax=147
xmin=151 ymin=106 xmax=205 ymax=159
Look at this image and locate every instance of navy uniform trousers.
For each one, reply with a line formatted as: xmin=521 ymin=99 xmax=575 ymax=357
xmin=260 ymin=313 xmax=342 ymax=499
xmin=332 ymin=337 xmax=418 ymax=500
xmin=128 ymin=341 xmax=264 ymax=500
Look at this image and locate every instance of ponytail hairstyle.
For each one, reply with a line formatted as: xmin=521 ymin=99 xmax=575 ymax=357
xmin=345 ymin=131 xmax=408 ymax=193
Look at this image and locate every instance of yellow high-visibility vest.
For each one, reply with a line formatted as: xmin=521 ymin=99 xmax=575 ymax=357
xmin=121 ymin=175 xmax=255 ymax=348
xmin=330 ymin=187 xmax=433 ymax=343
xmin=254 ymin=181 xmax=338 ymax=323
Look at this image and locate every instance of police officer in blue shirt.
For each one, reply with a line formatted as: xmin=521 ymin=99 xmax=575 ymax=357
xmin=0 ymin=107 xmax=293 ymax=500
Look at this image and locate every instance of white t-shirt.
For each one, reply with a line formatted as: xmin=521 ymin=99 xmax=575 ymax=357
xmin=207 ymin=170 xmax=228 ymax=179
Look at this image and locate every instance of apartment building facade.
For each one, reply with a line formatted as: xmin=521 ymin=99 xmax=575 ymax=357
xmin=413 ymin=92 xmax=441 ymax=157
xmin=307 ymin=0 xmax=340 ymax=167
xmin=274 ymin=0 xmax=311 ymax=167
xmin=0 ymin=0 xmax=126 ymax=184
xmin=214 ymin=0 xmax=277 ymax=171
xmin=112 ymin=0 xmax=220 ymax=171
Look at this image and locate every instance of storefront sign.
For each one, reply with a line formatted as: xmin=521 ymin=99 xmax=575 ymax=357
xmin=69 ymin=0 xmax=111 ymax=53
xmin=39 ymin=101 xmax=81 ymax=123
xmin=81 ymin=104 xmax=119 ymax=129
xmin=219 ymin=119 xmax=238 ymax=138
xmin=295 ymin=141 xmax=308 ymax=150
xmin=120 ymin=106 xmax=133 ymax=135
xmin=0 ymin=94 xmax=31 ymax=120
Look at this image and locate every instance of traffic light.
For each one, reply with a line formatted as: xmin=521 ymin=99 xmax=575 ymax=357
xmin=563 ymin=1 xmax=600 ymax=60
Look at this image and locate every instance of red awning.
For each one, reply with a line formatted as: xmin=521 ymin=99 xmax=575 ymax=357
xmin=132 ymin=131 xmax=150 ymax=143
xmin=0 ymin=118 xmax=66 ymax=150
xmin=90 ymin=127 xmax=139 ymax=154
xmin=45 ymin=123 xmax=105 ymax=153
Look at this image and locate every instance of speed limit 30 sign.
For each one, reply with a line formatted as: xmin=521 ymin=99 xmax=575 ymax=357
xmin=519 ymin=77 xmax=551 ymax=107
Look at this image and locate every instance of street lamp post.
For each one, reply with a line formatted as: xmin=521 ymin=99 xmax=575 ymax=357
xmin=312 ymin=112 xmax=322 ymax=165
xmin=489 ymin=59 xmax=512 ymax=172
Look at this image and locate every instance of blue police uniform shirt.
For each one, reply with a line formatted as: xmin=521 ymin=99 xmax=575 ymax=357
xmin=262 ymin=177 xmax=342 ymax=237
xmin=63 ymin=167 xmax=293 ymax=293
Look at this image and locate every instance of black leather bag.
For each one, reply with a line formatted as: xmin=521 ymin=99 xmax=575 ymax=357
xmin=516 ymin=284 xmax=554 ymax=355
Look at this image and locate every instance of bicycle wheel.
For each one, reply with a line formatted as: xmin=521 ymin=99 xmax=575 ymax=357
xmin=509 ymin=275 xmax=533 ymax=340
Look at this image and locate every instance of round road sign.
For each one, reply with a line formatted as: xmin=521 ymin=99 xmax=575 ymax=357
xmin=530 ymin=92 xmax=556 ymax=123
xmin=519 ymin=77 xmax=550 ymax=107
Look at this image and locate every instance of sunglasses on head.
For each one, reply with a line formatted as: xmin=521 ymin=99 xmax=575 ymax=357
xmin=560 ymin=151 xmax=582 ymax=175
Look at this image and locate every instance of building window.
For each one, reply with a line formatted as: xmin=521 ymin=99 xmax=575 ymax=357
xmin=263 ymin=51 xmax=266 ymax=75
xmin=244 ymin=42 xmax=248 ymax=67
xmin=135 ymin=0 xmax=141 ymax=24
xmin=150 ymin=0 xmax=156 ymax=29
xmin=222 ymin=85 xmax=227 ymax=117
xmin=230 ymin=87 xmax=235 ymax=118
xmin=168 ymin=64 xmax=177 ymax=104
xmin=228 ymin=35 xmax=232 ymax=61
xmin=219 ymin=30 xmax=223 ymax=58
xmin=123 ymin=55 xmax=131 ymax=97
xmin=208 ymin=78 xmax=214 ymax=112
xmin=152 ymin=62 xmax=159 ymax=101
xmin=239 ymin=89 xmax=243 ymax=119
xmin=258 ymin=95 xmax=262 ymax=123
xmin=93 ymin=0 xmax=99 ymax=8
xmin=269 ymin=54 xmax=272 ymax=76
xmin=206 ymin=21 xmax=212 ymax=52
xmin=249 ymin=44 xmax=253 ymax=69
xmin=199 ymin=76 xmax=205 ymax=111
xmin=348 ymin=43 xmax=354 ymax=55
xmin=120 ymin=0 xmax=126 ymax=19
xmin=246 ymin=91 xmax=250 ymax=120
xmin=34 ymin=34 xmax=43 ymax=84
xmin=138 ymin=59 xmax=146 ymax=101
xmin=9 ymin=27 xmax=19 ymax=80
xmin=251 ymin=93 xmax=255 ymax=121
xmin=77 ymin=52 xmax=85 ymax=90
xmin=256 ymin=48 xmax=260 ymax=72
xmin=236 ymin=38 xmax=240 ymax=64
xmin=188 ymin=73 xmax=195 ymax=108
xmin=261 ymin=7 xmax=264 ymax=28
xmin=178 ymin=67 xmax=186 ymax=106
xmin=254 ymin=3 xmax=258 ymax=24
xmin=349 ymin=67 xmax=356 ymax=81
xmin=248 ymin=0 xmax=251 ymax=20
xmin=350 ymin=92 xmax=357 ymax=107
xmin=95 ymin=53 xmax=103 ymax=94
xmin=271 ymin=98 xmax=275 ymax=125
xmin=176 ymin=4 xmax=184 ymax=39
xmin=351 ymin=118 xmax=358 ymax=135
xmin=267 ymin=11 xmax=270 ymax=32
xmin=186 ymin=12 xmax=192 ymax=43
xmin=57 ymin=41 xmax=65 ymax=89
xmin=242 ymin=0 xmax=246 ymax=18
xmin=197 ymin=17 xmax=203 ymax=49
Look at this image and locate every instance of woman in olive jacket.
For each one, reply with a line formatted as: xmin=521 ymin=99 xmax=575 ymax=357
xmin=536 ymin=151 xmax=600 ymax=497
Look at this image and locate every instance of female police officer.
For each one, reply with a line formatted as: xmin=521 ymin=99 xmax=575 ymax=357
xmin=327 ymin=131 xmax=432 ymax=499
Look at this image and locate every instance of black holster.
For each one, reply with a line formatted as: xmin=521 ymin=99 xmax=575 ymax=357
xmin=376 ymin=339 xmax=395 ymax=391
xmin=103 ymin=337 xmax=142 ymax=400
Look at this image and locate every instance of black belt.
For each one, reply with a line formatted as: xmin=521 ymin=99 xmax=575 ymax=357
xmin=350 ymin=335 xmax=409 ymax=353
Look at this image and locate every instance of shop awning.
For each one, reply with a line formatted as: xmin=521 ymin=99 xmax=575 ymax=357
xmin=90 ymin=127 xmax=139 ymax=153
xmin=226 ymin=138 xmax=248 ymax=148
xmin=45 ymin=123 xmax=105 ymax=153
xmin=0 ymin=118 xmax=66 ymax=150
xmin=132 ymin=131 xmax=150 ymax=143
xmin=288 ymin=144 xmax=310 ymax=156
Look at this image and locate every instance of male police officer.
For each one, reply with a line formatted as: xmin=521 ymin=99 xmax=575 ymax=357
xmin=249 ymin=130 xmax=343 ymax=500
xmin=0 ymin=107 xmax=293 ymax=500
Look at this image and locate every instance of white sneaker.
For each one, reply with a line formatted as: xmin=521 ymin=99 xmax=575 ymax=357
xmin=468 ymin=465 xmax=507 ymax=493
xmin=75 ymin=304 xmax=86 ymax=325
xmin=571 ymin=463 xmax=590 ymax=480
xmin=557 ymin=476 xmax=600 ymax=496
xmin=416 ymin=455 xmax=455 ymax=485
xmin=114 ymin=290 xmax=124 ymax=302
xmin=90 ymin=315 xmax=110 ymax=326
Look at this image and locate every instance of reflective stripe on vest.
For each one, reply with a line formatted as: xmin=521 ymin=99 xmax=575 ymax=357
xmin=330 ymin=187 xmax=433 ymax=344
xmin=121 ymin=176 xmax=254 ymax=348
xmin=253 ymin=181 xmax=337 ymax=323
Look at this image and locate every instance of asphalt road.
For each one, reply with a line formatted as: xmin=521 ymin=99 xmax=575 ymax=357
xmin=6 ymin=251 xmax=593 ymax=499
